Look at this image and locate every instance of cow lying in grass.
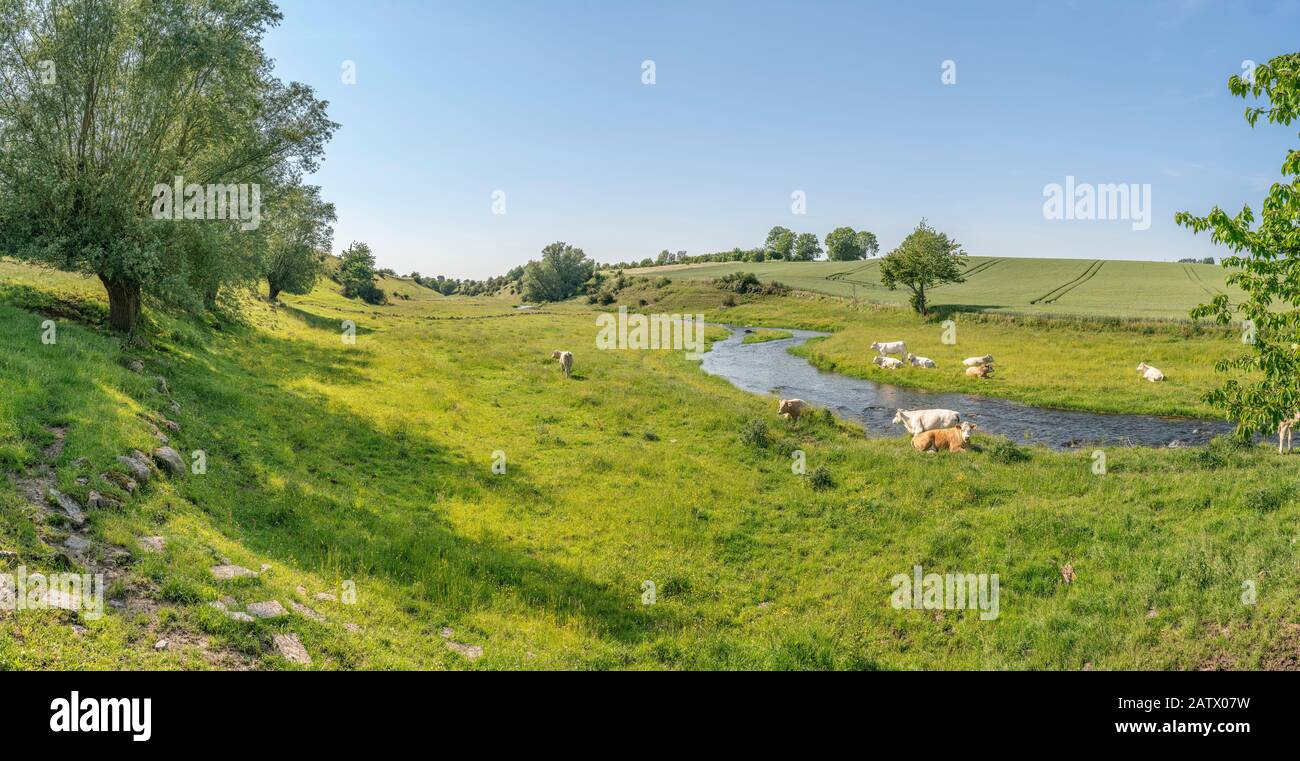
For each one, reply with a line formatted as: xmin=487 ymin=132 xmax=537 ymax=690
xmin=778 ymin=398 xmax=807 ymax=421
xmin=873 ymin=356 xmax=904 ymax=370
xmin=912 ymin=421 xmax=977 ymax=452
xmin=963 ymin=354 xmax=994 ymax=367
xmin=893 ymin=408 xmax=961 ymax=435
xmin=906 ymin=353 xmax=936 ymax=368
xmin=965 ymin=363 xmax=994 ymax=379
xmin=1136 ymin=362 xmax=1164 ymax=382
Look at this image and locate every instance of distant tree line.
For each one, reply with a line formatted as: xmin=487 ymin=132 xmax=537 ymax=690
xmin=412 ymin=242 xmax=593 ymax=303
xmin=598 ymin=224 xmax=878 ymax=270
xmin=1178 ymin=256 xmax=1216 ymax=265
xmin=408 ymin=269 xmax=523 ymax=297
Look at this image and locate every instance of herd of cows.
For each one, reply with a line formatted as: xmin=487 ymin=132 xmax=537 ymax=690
xmin=548 ymin=330 xmax=1179 ymax=456
xmin=867 ymin=340 xmax=997 ymax=379
xmin=778 ymin=337 xmax=1172 ymax=456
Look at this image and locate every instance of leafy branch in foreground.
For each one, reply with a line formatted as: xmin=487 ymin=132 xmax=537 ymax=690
xmin=1177 ymin=52 xmax=1300 ymax=436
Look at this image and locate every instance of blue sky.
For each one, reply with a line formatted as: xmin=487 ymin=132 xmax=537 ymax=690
xmin=265 ymin=0 xmax=1300 ymax=279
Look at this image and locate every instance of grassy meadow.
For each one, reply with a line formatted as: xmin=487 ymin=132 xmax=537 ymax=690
xmin=638 ymin=257 xmax=1243 ymax=320
xmin=1 ymin=261 xmax=1297 ymax=670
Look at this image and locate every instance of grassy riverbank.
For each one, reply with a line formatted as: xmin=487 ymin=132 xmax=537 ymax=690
xmin=610 ymin=278 xmax=1238 ymax=419
xmin=742 ymin=329 xmax=794 ymax=344
xmin=1 ymin=263 xmax=1295 ymax=670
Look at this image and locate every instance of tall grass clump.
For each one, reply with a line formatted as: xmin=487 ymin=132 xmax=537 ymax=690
xmin=740 ymin=418 xmax=769 ymax=448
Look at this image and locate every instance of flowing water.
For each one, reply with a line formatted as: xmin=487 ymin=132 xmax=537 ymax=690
xmin=699 ymin=325 xmax=1235 ymax=449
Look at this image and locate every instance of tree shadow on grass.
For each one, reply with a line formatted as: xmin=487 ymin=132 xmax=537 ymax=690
xmin=273 ymin=301 xmax=378 ymax=336
xmin=158 ymin=323 xmax=679 ymax=648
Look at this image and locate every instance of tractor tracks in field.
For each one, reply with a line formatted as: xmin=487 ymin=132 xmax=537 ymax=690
xmin=932 ymin=257 xmax=1004 ymax=290
xmin=1183 ymin=265 xmax=1222 ymax=298
xmin=826 ymin=261 xmax=879 ymax=286
xmin=1031 ymin=259 xmax=1105 ymax=305
xmin=960 ymin=257 xmax=1004 ymax=279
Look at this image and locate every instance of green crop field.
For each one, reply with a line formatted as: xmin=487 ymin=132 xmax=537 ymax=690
xmin=2 ymin=260 xmax=1297 ymax=671
xmin=636 ymin=257 xmax=1242 ymax=320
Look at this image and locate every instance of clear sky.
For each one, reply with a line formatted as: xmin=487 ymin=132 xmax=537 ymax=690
xmin=264 ymin=0 xmax=1300 ymax=279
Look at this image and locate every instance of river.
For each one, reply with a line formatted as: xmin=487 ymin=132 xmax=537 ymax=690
xmin=698 ymin=325 xmax=1234 ymax=449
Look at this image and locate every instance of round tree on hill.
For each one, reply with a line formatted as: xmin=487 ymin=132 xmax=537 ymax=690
xmin=878 ymin=219 xmax=967 ymax=316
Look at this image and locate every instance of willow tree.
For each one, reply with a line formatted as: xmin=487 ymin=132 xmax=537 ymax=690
xmin=0 ymin=0 xmax=336 ymax=333
xmin=1177 ymin=52 xmax=1300 ymax=436
xmin=263 ymin=183 xmax=335 ymax=301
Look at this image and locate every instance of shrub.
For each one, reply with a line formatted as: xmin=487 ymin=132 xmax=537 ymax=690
xmin=712 ymin=272 xmax=791 ymax=296
xmin=521 ymin=241 xmax=595 ymax=302
xmin=1188 ymin=446 xmax=1225 ymax=469
xmin=740 ymin=418 xmax=769 ymax=447
xmin=338 ymin=241 xmax=387 ymax=304
xmin=713 ymin=272 xmax=760 ymax=292
xmin=1243 ymin=483 xmax=1292 ymax=512
xmin=808 ymin=465 xmax=835 ymax=491
xmin=987 ymin=438 xmax=1030 ymax=464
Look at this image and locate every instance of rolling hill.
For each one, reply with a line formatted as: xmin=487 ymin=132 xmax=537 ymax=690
xmin=635 ymin=257 xmax=1241 ymax=320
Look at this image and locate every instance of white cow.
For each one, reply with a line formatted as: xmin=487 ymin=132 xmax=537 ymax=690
xmin=1279 ymin=411 xmax=1300 ymax=454
xmin=1136 ymin=362 xmax=1164 ymax=382
xmin=870 ymin=340 xmax=907 ymax=360
xmin=906 ymin=353 xmax=936 ymax=368
xmin=962 ymin=354 xmax=994 ymax=367
xmin=892 ymin=408 xmax=961 ymax=435
xmin=873 ymin=355 xmax=904 ymax=370
xmin=778 ymin=399 xmax=808 ymax=421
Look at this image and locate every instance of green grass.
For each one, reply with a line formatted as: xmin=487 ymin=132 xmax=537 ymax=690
xmin=741 ymin=329 xmax=793 ymax=344
xmin=1 ymin=262 xmax=1296 ymax=670
xmin=636 ymin=257 xmax=1244 ymax=320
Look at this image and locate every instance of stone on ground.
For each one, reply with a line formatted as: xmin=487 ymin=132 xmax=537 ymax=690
xmin=63 ymin=535 xmax=91 ymax=552
xmin=88 ymin=491 xmax=121 ymax=510
xmin=290 ymin=601 xmax=325 ymax=622
xmin=210 ymin=564 xmax=257 ymax=580
xmin=152 ymin=447 xmax=185 ymax=476
xmin=116 ymin=453 xmax=152 ymax=484
xmin=47 ymin=488 xmax=85 ymax=525
xmin=444 ymin=639 xmax=484 ymax=661
xmin=246 ymin=600 xmax=288 ymax=619
xmin=273 ymin=633 xmax=312 ymax=665
xmin=102 ymin=471 xmax=137 ymax=493
xmin=138 ymin=536 xmax=166 ymax=553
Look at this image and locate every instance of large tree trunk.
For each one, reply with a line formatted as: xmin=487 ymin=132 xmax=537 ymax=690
xmin=99 ymin=274 xmax=141 ymax=333
xmin=267 ymin=277 xmax=281 ymax=301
